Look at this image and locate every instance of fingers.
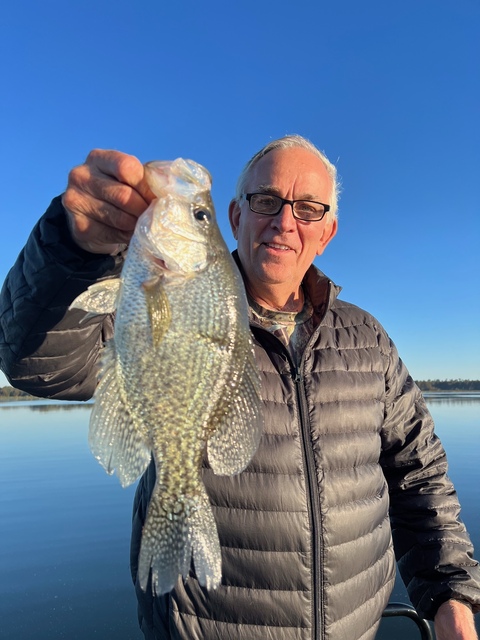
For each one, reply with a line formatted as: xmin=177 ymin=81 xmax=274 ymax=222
xmin=64 ymin=196 xmax=137 ymax=255
xmin=62 ymin=149 xmax=156 ymax=255
xmin=80 ymin=149 xmax=156 ymax=205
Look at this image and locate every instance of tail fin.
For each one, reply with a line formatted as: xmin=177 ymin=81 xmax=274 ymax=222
xmin=138 ymin=483 xmax=222 ymax=594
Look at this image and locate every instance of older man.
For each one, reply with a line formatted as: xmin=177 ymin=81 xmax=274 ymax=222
xmin=0 ymin=136 xmax=479 ymax=639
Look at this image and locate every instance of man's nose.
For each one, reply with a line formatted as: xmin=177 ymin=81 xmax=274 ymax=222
xmin=271 ymin=203 xmax=297 ymax=231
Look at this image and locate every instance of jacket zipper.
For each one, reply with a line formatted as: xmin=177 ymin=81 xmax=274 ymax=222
xmin=250 ymin=280 xmax=333 ymax=640
xmin=293 ymin=280 xmax=334 ymax=640
xmin=292 ymin=361 xmax=323 ymax=640
xmin=251 ymin=330 xmax=324 ymax=639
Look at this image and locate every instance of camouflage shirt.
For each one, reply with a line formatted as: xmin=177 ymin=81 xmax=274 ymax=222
xmin=248 ymin=292 xmax=315 ymax=364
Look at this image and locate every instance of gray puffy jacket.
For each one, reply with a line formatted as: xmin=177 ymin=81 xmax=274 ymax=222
xmin=1 ymin=198 xmax=480 ymax=640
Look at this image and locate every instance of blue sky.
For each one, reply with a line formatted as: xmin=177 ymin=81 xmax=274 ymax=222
xmin=0 ymin=0 xmax=478 ymax=385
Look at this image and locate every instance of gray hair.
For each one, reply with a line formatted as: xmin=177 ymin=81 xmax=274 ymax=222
xmin=235 ymin=134 xmax=340 ymax=219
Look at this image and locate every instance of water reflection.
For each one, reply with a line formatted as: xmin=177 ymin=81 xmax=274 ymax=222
xmin=0 ymin=400 xmax=141 ymax=640
xmin=0 ymin=396 xmax=479 ymax=639
xmin=425 ymin=392 xmax=480 ymax=406
xmin=0 ymin=400 xmax=92 ymax=411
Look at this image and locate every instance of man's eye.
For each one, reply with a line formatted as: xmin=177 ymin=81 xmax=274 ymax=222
xmin=256 ymin=195 xmax=276 ymax=207
xmin=296 ymin=202 xmax=317 ymax=214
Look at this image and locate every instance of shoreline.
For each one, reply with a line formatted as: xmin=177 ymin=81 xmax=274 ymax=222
xmin=1 ymin=392 xmax=479 ymax=406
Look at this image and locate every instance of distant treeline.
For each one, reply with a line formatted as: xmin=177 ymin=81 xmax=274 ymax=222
xmin=1 ymin=380 xmax=480 ymax=401
xmin=416 ymin=379 xmax=480 ymax=392
xmin=0 ymin=385 xmax=37 ymax=401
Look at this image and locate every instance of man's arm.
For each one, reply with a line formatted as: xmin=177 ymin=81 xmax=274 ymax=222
xmin=0 ymin=196 xmax=122 ymax=399
xmin=0 ymin=150 xmax=154 ymax=399
xmin=378 ymin=336 xmax=480 ymax=623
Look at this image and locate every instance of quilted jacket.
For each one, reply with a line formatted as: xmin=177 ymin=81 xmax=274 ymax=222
xmin=1 ymin=197 xmax=480 ymax=640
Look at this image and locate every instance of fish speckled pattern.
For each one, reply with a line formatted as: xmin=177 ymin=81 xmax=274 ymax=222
xmin=70 ymin=158 xmax=263 ymax=595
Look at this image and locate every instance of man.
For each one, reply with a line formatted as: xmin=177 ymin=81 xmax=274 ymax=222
xmin=1 ymin=136 xmax=479 ymax=639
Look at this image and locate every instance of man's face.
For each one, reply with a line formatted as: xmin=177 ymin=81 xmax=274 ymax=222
xmin=229 ymin=147 xmax=337 ymax=306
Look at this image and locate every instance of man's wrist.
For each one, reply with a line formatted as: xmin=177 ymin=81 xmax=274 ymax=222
xmin=434 ymin=599 xmax=478 ymax=640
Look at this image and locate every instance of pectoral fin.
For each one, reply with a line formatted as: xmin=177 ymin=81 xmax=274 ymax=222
xmin=207 ymin=348 xmax=264 ymax=476
xmin=142 ymin=277 xmax=171 ymax=347
xmin=89 ymin=340 xmax=152 ymax=487
xmin=70 ymin=278 xmax=122 ymax=315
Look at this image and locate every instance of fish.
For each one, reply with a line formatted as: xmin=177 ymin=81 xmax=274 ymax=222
xmin=70 ymin=158 xmax=263 ymax=595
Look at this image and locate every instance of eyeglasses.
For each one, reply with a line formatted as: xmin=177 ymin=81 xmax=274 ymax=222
xmin=241 ymin=193 xmax=330 ymax=222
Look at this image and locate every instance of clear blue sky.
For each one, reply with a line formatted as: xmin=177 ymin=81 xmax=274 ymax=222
xmin=0 ymin=0 xmax=478 ymax=385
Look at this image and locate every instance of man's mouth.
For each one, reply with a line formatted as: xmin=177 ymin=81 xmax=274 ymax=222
xmin=264 ymin=242 xmax=292 ymax=252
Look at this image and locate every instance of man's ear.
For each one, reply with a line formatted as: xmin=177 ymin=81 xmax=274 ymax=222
xmin=228 ymin=199 xmax=241 ymax=240
xmin=316 ymin=216 xmax=338 ymax=256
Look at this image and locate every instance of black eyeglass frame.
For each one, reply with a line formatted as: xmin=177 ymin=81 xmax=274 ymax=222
xmin=241 ymin=193 xmax=330 ymax=222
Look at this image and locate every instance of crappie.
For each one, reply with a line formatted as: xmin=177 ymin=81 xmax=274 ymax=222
xmin=70 ymin=158 xmax=263 ymax=594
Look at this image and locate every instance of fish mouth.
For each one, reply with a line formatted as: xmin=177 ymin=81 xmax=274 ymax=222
xmin=151 ymin=255 xmax=169 ymax=270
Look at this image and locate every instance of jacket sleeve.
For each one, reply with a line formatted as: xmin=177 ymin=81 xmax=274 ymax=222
xmin=0 ymin=196 xmax=124 ymax=400
xmin=379 ymin=335 xmax=480 ymax=620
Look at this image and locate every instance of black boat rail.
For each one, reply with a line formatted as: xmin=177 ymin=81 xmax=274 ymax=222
xmin=382 ymin=603 xmax=433 ymax=640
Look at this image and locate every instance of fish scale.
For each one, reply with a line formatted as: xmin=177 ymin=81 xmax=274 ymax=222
xmin=70 ymin=158 xmax=263 ymax=595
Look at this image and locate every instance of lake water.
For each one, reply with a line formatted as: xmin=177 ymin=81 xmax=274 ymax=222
xmin=0 ymin=395 xmax=479 ymax=639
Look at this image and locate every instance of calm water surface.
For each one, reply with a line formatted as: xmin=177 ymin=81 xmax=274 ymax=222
xmin=0 ymin=395 xmax=479 ymax=639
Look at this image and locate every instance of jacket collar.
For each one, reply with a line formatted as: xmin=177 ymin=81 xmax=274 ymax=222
xmin=231 ymin=250 xmax=342 ymax=323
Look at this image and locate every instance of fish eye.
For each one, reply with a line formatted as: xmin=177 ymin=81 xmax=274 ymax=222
xmin=193 ymin=209 xmax=211 ymax=223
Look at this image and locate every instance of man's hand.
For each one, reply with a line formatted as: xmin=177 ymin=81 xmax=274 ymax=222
xmin=434 ymin=600 xmax=478 ymax=640
xmin=62 ymin=149 xmax=156 ymax=255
